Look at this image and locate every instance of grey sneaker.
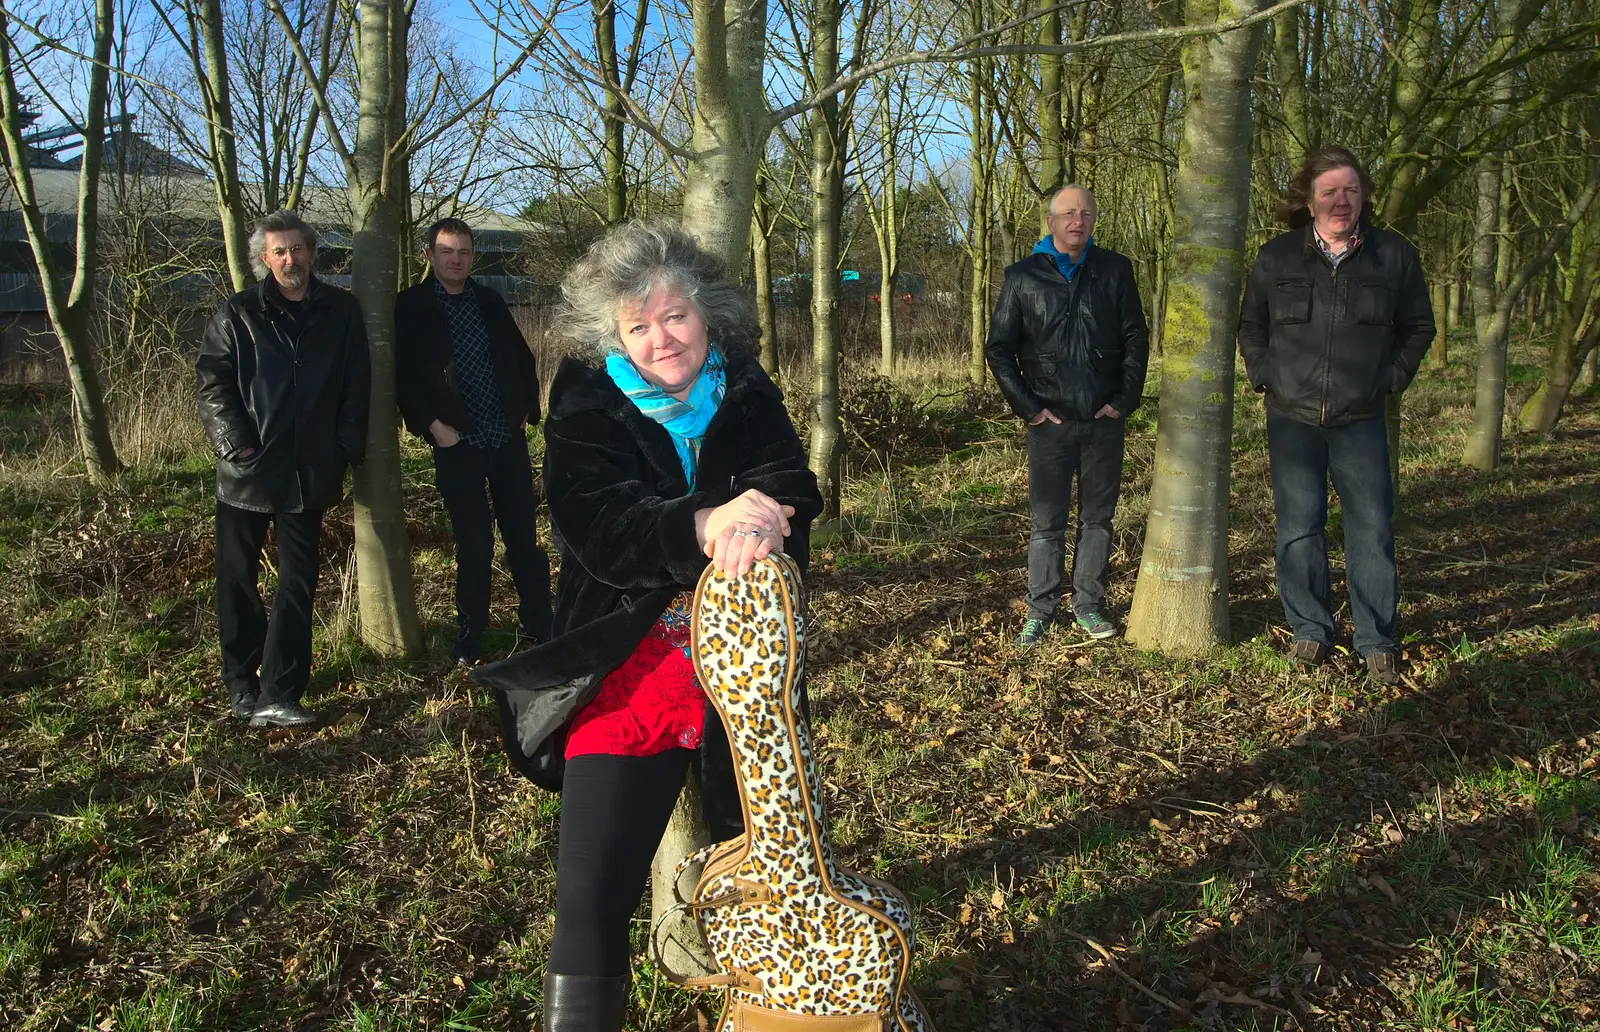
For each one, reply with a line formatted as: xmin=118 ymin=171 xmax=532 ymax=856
xmin=1015 ymin=617 xmax=1050 ymax=647
xmin=1366 ymin=651 xmax=1401 ymax=685
xmin=1074 ymin=612 xmax=1118 ymax=639
xmin=1289 ymin=639 xmax=1330 ymax=668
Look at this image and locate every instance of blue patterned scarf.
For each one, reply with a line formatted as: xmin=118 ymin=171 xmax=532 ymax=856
xmin=605 ymin=346 xmax=726 ymax=490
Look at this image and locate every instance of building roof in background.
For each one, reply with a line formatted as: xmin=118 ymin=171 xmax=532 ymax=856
xmin=0 ymin=169 xmax=542 ymax=246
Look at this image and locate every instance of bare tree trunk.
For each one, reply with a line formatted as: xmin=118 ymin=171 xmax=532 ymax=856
xmin=1127 ymin=0 xmax=1269 ymax=656
xmin=345 ymin=0 xmax=423 ymax=655
xmin=1038 ymin=7 xmax=1064 ymax=234
xmin=751 ymin=187 xmax=779 ymax=376
xmin=594 ymin=0 xmax=627 ymax=224
xmin=1521 ymin=306 xmax=1599 ymax=431
xmin=653 ymin=0 xmax=773 ymax=979
xmin=1462 ymin=160 xmax=1510 ymax=469
xmin=194 ymin=0 xmax=252 ymax=291
xmin=1519 ymin=195 xmax=1600 ymax=431
xmin=857 ymin=83 xmax=901 ymax=377
xmin=1273 ymin=7 xmax=1309 ymax=168
xmin=1464 ymin=165 xmax=1600 ymax=466
xmin=807 ymin=0 xmax=843 ymax=520
xmin=681 ymin=0 xmax=770 ymax=268
xmin=0 ymin=0 xmax=121 ymax=482
xmin=965 ymin=34 xmax=993 ymax=385
xmin=1430 ymin=280 xmax=1449 ymax=367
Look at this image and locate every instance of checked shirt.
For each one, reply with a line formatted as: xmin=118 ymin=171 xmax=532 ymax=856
xmin=1313 ymin=224 xmax=1364 ymax=271
xmin=436 ymin=279 xmax=509 ymax=449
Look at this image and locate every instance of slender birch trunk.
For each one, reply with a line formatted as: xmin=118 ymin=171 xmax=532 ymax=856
xmin=1273 ymin=7 xmax=1309 ymax=168
xmin=1126 ymin=0 xmax=1270 ymax=656
xmin=594 ymin=0 xmax=627 ymax=224
xmin=806 ymin=0 xmax=843 ymax=520
xmin=1038 ymin=8 xmax=1064 ymax=235
xmin=346 ymin=0 xmax=423 ymax=655
xmin=194 ymin=0 xmax=252 ymax=291
xmin=965 ymin=38 xmax=993 ymax=385
xmin=0 ymin=0 xmax=120 ymax=482
xmin=681 ymin=0 xmax=769 ymax=267
xmin=751 ymin=187 xmax=779 ymax=376
xmin=1465 ymin=166 xmax=1600 ymax=465
xmin=655 ymin=0 xmax=773 ymax=980
xmin=1430 ymin=281 xmax=1449 ymax=368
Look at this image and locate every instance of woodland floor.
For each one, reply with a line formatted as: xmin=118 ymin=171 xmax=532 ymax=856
xmin=1 ymin=331 xmax=1597 ymax=1032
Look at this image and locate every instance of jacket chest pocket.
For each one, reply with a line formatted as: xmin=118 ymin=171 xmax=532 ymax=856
xmin=1354 ymin=279 xmax=1397 ymax=325
xmin=1022 ymin=354 xmax=1058 ymax=385
xmin=1270 ymin=279 xmax=1312 ymax=324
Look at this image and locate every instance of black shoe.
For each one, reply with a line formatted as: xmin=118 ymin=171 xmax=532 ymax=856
xmin=516 ymin=624 xmax=547 ymax=650
xmin=542 ymin=972 xmax=628 ymax=1032
xmin=229 ymin=692 xmax=258 ymax=720
xmin=249 ymin=702 xmax=320 ymax=728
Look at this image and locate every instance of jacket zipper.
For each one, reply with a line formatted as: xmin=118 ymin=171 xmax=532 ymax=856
xmin=1321 ymin=260 xmax=1338 ymax=426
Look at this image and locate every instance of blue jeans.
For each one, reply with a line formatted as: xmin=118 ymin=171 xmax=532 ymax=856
xmin=1266 ymin=410 xmax=1398 ymax=656
xmin=1025 ymin=417 xmax=1126 ymax=621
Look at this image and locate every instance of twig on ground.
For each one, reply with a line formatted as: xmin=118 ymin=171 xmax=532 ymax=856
xmin=1058 ymin=929 xmax=1191 ymax=1017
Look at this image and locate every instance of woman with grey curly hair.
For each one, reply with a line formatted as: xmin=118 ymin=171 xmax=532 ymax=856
xmin=470 ymin=220 xmax=822 ymax=1030
xmin=558 ymin=220 xmax=758 ymax=360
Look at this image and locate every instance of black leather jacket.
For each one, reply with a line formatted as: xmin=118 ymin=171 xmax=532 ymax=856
xmin=195 ymin=276 xmax=370 ymax=513
xmin=1238 ymin=222 xmax=1434 ymax=427
xmin=394 ymin=275 xmax=541 ymax=445
xmin=985 ymin=247 xmax=1150 ymax=422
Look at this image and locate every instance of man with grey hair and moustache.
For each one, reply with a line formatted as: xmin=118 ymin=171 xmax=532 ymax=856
xmin=196 ymin=209 xmax=370 ymax=728
xmin=986 ymin=184 xmax=1149 ymax=647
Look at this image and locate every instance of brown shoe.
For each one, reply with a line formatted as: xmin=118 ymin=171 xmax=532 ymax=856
xmin=1289 ymin=639 xmax=1329 ymax=668
xmin=1366 ymin=651 xmax=1401 ymax=685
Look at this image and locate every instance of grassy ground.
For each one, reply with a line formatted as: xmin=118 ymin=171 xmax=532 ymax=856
xmin=1 ymin=332 xmax=1596 ymax=1031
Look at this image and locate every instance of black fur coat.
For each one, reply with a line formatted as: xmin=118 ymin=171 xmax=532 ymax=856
xmin=470 ymin=342 xmax=823 ymax=821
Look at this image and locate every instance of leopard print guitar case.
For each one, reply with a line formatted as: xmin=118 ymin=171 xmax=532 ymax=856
xmin=653 ymin=553 xmax=935 ymax=1032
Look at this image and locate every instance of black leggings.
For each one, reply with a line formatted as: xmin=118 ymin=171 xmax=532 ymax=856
xmin=547 ymin=750 xmax=697 ymax=977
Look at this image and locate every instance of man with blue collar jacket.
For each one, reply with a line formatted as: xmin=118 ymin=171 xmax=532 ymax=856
xmin=986 ymin=184 xmax=1149 ymax=647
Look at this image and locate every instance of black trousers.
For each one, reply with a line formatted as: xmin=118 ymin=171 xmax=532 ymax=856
xmin=1025 ymin=416 xmax=1127 ymax=621
xmin=548 ymin=749 xmax=742 ymax=977
xmin=433 ymin=433 xmax=553 ymax=639
xmin=215 ymin=500 xmax=323 ymax=707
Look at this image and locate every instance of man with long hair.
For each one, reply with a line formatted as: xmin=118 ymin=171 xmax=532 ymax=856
xmin=1238 ymin=147 xmax=1435 ymax=684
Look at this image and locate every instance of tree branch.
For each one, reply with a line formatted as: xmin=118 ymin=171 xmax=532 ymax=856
xmin=767 ymin=0 xmax=1308 ymax=126
xmin=264 ymin=0 xmax=354 ymax=175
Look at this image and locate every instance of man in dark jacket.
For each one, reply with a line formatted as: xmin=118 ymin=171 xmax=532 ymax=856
xmin=395 ymin=218 xmax=552 ymax=665
xmin=196 ymin=210 xmax=370 ymax=728
xmin=1238 ymin=146 xmax=1434 ymax=684
xmin=986 ymin=184 xmax=1149 ymax=647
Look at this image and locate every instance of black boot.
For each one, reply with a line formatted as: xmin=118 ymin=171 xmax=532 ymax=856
xmin=541 ymin=973 xmax=627 ymax=1032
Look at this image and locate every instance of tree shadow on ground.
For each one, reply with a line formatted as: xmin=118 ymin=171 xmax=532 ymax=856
xmin=894 ymin=621 xmax=1598 ymax=1030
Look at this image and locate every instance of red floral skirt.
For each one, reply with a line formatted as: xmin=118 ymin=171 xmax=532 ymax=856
xmin=564 ymin=594 xmax=706 ymax=759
